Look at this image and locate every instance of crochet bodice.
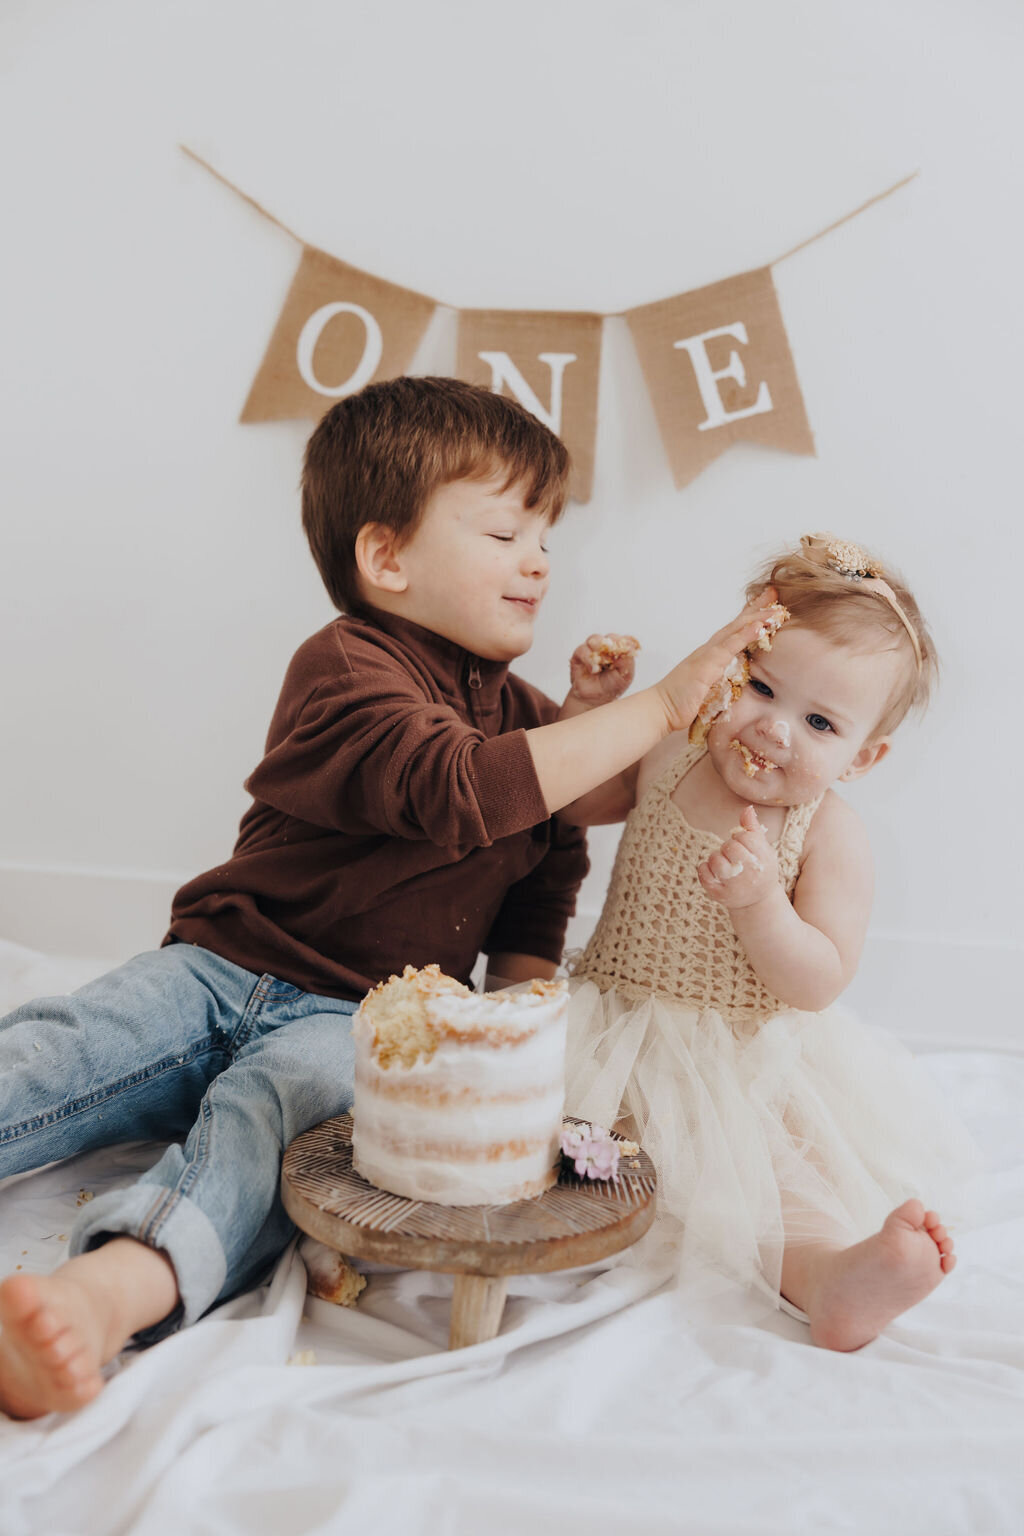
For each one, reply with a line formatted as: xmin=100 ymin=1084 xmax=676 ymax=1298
xmin=573 ymin=743 xmax=825 ymax=1024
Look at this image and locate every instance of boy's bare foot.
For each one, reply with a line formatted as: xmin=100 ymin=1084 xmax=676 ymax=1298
xmin=0 ymin=1273 xmax=109 ymax=1418
xmin=0 ymin=1239 xmax=180 ymax=1420
xmin=798 ymin=1199 xmax=955 ymax=1352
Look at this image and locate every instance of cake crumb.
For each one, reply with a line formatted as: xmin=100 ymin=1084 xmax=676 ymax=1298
xmin=299 ymin=1237 xmax=367 ymax=1308
xmin=583 ymin=633 xmax=641 ymax=675
xmin=76 ymin=1189 xmax=94 ymax=1207
xmin=288 ymin=1349 xmax=318 ymax=1367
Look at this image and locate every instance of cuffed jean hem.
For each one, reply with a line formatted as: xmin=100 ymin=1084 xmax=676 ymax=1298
xmin=71 ymin=1183 xmax=228 ymax=1343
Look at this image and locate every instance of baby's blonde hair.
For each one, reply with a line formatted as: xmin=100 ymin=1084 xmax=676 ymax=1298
xmin=744 ymin=540 xmax=937 ymax=738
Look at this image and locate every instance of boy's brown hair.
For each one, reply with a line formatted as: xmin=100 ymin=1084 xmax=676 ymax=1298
xmin=302 ymin=376 xmax=571 ymax=614
xmin=745 ymin=538 xmax=937 ymax=737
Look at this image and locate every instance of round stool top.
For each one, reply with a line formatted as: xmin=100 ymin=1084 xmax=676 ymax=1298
xmin=282 ymin=1114 xmax=657 ymax=1277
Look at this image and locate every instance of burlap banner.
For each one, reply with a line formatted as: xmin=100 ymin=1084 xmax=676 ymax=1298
xmin=624 ymin=266 xmax=815 ymax=489
xmin=184 ymin=149 xmax=915 ymax=501
xmin=456 ymin=310 xmax=603 ymax=502
xmin=240 ymin=247 xmax=437 ymax=423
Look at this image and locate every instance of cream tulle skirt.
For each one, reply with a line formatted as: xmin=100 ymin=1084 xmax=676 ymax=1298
xmin=565 ymin=980 xmax=982 ymax=1305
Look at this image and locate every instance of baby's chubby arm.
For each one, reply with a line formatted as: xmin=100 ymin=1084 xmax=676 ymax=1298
xmin=549 ymin=600 xmax=777 ymax=826
xmin=698 ymin=795 xmax=873 ymax=1012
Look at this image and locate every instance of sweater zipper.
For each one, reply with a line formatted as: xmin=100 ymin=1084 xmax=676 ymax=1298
xmin=467 ymin=660 xmax=482 ymax=690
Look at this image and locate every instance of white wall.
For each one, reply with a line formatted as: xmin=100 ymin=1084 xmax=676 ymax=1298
xmin=1 ymin=0 xmax=1020 ymax=1047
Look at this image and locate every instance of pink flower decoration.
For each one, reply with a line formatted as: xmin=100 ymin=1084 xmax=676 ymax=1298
xmin=560 ymin=1121 xmax=621 ymax=1182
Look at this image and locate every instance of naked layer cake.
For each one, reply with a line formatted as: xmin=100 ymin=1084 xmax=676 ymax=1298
xmin=351 ymin=965 xmax=568 ymax=1205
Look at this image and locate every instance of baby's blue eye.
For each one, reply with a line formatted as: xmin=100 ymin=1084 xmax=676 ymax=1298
xmin=807 ymin=713 xmax=833 ymax=733
xmin=749 ymin=678 xmax=773 ymax=698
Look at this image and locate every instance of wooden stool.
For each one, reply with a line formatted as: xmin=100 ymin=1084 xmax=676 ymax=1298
xmin=281 ymin=1114 xmax=657 ymax=1349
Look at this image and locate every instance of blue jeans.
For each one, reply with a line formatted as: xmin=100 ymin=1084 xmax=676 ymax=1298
xmin=0 ymin=942 xmax=357 ymax=1342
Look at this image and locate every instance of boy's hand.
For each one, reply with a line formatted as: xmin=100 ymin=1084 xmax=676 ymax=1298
xmin=568 ymin=634 xmax=639 ymax=707
xmin=697 ymin=805 xmax=778 ymax=910
xmin=655 ymin=595 xmax=778 ymax=734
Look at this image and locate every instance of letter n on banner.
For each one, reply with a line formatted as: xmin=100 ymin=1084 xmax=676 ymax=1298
xmin=625 ymin=267 xmax=814 ymax=488
xmin=456 ymin=311 xmax=603 ymax=502
xmin=241 ymin=247 xmax=437 ymax=422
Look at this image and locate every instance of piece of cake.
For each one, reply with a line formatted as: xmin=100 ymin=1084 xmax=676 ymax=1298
xmin=299 ymin=1236 xmax=367 ymax=1307
xmin=730 ymin=739 xmax=779 ymax=778
xmin=689 ymin=602 xmax=789 ymax=746
xmin=351 ymin=965 xmax=568 ymax=1205
xmin=582 ymin=633 xmax=640 ymax=675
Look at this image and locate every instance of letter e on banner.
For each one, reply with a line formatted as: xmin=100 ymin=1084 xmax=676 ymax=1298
xmin=456 ymin=310 xmax=603 ymax=502
xmin=241 ymin=247 xmax=437 ymax=423
xmin=625 ymin=267 xmax=814 ymax=488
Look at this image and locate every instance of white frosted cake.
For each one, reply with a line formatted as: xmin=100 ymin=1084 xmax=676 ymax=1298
xmin=351 ymin=964 xmax=568 ymax=1205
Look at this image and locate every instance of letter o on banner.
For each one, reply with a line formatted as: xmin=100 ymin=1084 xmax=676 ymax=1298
xmin=296 ymin=302 xmax=384 ymax=398
xmin=240 ymin=247 xmax=438 ymax=423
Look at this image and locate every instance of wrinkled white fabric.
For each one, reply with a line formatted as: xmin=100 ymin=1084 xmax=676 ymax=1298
xmin=0 ymin=942 xmax=1021 ymax=1536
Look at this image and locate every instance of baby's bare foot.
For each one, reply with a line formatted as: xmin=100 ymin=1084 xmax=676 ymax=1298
xmin=0 ymin=1273 xmax=108 ymax=1419
xmin=805 ymin=1200 xmax=955 ymax=1352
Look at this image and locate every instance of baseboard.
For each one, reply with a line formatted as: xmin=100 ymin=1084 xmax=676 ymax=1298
xmin=0 ymin=862 xmax=184 ymax=964
xmin=0 ymin=868 xmax=1017 ymax=1055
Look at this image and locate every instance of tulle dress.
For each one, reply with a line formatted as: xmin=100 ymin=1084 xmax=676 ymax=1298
xmin=565 ymin=742 xmax=980 ymax=1306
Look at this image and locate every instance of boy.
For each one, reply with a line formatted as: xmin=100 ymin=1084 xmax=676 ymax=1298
xmin=0 ymin=377 xmax=774 ymax=1418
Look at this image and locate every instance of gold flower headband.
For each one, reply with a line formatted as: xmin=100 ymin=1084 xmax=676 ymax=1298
xmin=797 ymin=534 xmax=923 ymax=673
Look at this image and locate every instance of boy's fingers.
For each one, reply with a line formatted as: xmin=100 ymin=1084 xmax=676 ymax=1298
xmin=740 ymin=804 xmax=762 ymax=833
xmin=705 ymin=606 xmax=777 ymax=657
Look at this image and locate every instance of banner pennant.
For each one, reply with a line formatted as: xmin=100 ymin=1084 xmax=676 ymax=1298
xmin=182 ymin=148 xmax=917 ymax=497
xmin=624 ymin=266 xmax=815 ymax=489
xmin=240 ymin=246 xmax=437 ymax=424
xmin=455 ymin=309 xmax=603 ymax=503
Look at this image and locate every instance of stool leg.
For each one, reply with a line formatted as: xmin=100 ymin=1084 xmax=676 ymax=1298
xmin=448 ymin=1275 xmax=509 ymax=1349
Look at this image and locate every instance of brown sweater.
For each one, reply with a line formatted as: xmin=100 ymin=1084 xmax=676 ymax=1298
xmin=166 ymin=610 xmax=589 ymax=1000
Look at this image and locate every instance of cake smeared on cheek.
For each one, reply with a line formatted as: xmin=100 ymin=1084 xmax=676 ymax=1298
xmin=690 ymin=602 xmax=790 ymax=747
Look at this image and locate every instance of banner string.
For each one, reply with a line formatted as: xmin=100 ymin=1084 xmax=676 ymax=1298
xmin=180 ymin=145 xmax=307 ymax=248
xmin=770 ymin=169 xmax=919 ymax=266
xmin=180 ymin=144 xmax=918 ymax=314
xmin=179 ymin=143 xmax=448 ymax=308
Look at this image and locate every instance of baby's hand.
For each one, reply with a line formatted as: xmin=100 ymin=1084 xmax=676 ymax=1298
xmin=568 ymin=634 xmax=639 ymax=706
xmin=697 ymin=805 xmax=778 ymax=910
